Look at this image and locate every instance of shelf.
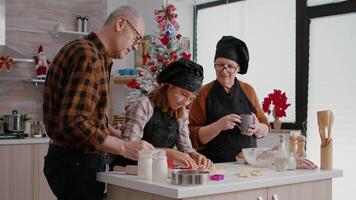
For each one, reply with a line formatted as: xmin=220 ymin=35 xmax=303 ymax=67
xmin=32 ymin=78 xmax=45 ymax=86
xmin=51 ymin=30 xmax=89 ymax=42
xmin=112 ymin=76 xmax=136 ymax=85
xmin=0 ymin=77 xmax=45 ymax=86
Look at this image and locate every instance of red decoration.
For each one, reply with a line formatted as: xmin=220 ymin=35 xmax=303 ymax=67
xmin=176 ymin=34 xmax=182 ymax=40
xmin=0 ymin=56 xmax=13 ymax=72
xmin=160 ymin=36 xmax=170 ymax=45
xmin=181 ymin=52 xmax=191 ymax=60
xmin=35 ymin=45 xmax=50 ymax=79
xmin=151 ymin=66 xmax=158 ymax=73
xmin=170 ymin=52 xmax=178 ymax=60
xmin=262 ymin=89 xmax=291 ymax=118
xmin=154 ymin=4 xmax=180 ymax=36
xmin=157 ymin=55 xmax=164 ymax=62
xmin=127 ymin=79 xmax=140 ymax=89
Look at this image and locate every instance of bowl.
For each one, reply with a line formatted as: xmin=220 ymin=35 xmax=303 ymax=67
xmin=242 ymin=148 xmax=275 ymax=167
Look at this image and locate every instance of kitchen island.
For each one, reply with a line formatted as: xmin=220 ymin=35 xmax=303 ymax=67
xmin=97 ymin=162 xmax=342 ymax=200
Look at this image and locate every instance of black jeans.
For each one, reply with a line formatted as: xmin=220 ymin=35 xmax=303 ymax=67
xmin=44 ymin=143 xmax=105 ymax=200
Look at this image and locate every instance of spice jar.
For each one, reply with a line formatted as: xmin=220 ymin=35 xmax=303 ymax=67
xmin=137 ymin=150 xmax=153 ymax=179
xmin=152 ymin=149 xmax=167 ymax=181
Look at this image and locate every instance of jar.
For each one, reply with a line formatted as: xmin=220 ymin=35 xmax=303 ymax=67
xmin=137 ymin=150 xmax=153 ymax=179
xmin=287 ymin=152 xmax=297 ymax=170
xmin=152 ymin=149 xmax=167 ymax=181
xmin=275 ymin=151 xmax=288 ymax=172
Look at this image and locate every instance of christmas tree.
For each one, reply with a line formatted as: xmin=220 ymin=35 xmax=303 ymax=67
xmin=126 ymin=3 xmax=191 ymax=103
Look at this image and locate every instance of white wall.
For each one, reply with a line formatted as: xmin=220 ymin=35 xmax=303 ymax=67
xmin=107 ymin=0 xmax=194 ymax=114
xmin=0 ymin=0 xmax=5 ymax=45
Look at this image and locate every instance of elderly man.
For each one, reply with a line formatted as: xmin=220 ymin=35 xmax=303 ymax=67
xmin=43 ymin=6 xmax=154 ymax=200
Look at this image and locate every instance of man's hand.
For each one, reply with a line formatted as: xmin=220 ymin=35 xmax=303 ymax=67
xmin=121 ymin=140 xmax=155 ymax=160
xmin=108 ymin=124 xmax=122 ymax=138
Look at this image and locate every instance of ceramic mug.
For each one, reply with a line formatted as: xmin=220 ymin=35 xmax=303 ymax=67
xmin=236 ymin=114 xmax=253 ymax=135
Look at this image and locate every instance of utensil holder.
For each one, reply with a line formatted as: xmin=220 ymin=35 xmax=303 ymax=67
xmin=320 ymin=138 xmax=333 ymax=170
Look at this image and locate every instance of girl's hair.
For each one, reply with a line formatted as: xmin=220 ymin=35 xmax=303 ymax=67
xmin=148 ymin=84 xmax=184 ymax=120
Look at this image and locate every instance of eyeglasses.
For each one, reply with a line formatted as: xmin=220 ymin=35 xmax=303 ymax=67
xmin=214 ymin=63 xmax=239 ymax=73
xmin=125 ymin=18 xmax=143 ymax=46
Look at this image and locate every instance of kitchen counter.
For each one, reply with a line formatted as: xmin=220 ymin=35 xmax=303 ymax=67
xmin=97 ymin=162 xmax=342 ymax=200
xmin=0 ymin=137 xmax=50 ymax=145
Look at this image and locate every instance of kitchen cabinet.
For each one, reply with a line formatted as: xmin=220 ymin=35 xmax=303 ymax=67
xmin=0 ymin=144 xmax=34 ymax=200
xmin=33 ymin=143 xmax=56 ymax=200
xmin=267 ymin=179 xmax=331 ymax=200
xmin=0 ymin=142 xmax=55 ymax=200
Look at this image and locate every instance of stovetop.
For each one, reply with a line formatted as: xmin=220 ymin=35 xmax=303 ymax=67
xmin=0 ymin=133 xmax=28 ymax=139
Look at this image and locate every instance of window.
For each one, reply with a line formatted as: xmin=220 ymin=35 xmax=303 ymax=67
xmin=196 ymin=0 xmax=296 ymax=123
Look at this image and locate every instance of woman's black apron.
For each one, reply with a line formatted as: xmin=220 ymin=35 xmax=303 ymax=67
xmin=198 ymin=79 xmax=257 ymax=163
xmin=110 ymin=107 xmax=179 ymax=168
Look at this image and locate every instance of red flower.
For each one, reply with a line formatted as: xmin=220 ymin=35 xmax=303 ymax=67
xmin=181 ymin=52 xmax=191 ymax=60
xmin=176 ymin=34 xmax=182 ymax=40
xmin=262 ymin=89 xmax=291 ymax=118
xmin=127 ymin=79 xmax=140 ymax=89
xmin=160 ymin=36 xmax=170 ymax=45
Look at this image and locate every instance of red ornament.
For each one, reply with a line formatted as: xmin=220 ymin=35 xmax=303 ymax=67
xmin=127 ymin=79 xmax=140 ymax=89
xmin=151 ymin=66 xmax=157 ymax=73
xmin=157 ymin=55 xmax=164 ymax=62
xmin=176 ymin=34 xmax=182 ymax=40
xmin=160 ymin=36 xmax=170 ymax=45
xmin=181 ymin=52 xmax=191 ymax=60
xmin=0 ymin=56 xmax=13 ymax=72
xmin=170 ymin=52 xmax=178 ymax=60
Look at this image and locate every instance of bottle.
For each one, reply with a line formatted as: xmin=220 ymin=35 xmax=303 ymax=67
xmin=82 ymin=16 xmax=89 ymax=33
xmin=296 ymin=135 xmax=306 ymax=158
xmin=152 ymin=149 xmax=168 ymax=181
xmin=137 ymin=150 xmax=153 ymax=180
xmin=287 ymin=152 xmax=297 ymax=170
xmin=275 ymin=135 xmax=288 ymax=171
xmin=76 ymin=15 xmax=83 ymax=32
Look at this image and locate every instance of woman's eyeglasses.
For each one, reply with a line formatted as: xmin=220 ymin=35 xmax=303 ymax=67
xmin=125 ymin=19 xmax=143 ymax=46
xmin=214 ymin=63 xmax=238 ymax=73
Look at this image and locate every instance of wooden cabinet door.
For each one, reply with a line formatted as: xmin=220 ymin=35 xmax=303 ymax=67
xmin=186 ymin=188 xmax=267 ymax=200
xmin=33 ymin=143 xmax=56 ymax=200
xmin=0 ymin=144 xmax=34 ymax=200
xmin=267 ymin=179 xmax=332 ymax=200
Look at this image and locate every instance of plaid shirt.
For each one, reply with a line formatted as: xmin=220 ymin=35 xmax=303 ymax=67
xmin=122 ymin=96 xmax=195 ymax=153
xmin=43 ymin=32 xmax=113 ymax=154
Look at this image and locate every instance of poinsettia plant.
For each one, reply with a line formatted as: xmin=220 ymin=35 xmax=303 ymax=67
xmin=262 ymin=89 xmax=291 ymax=118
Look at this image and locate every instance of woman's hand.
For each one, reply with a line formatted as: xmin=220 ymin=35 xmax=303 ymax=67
xmin=166 ymin=149 xmax=198 ymax=169
xmin=215 ymin=114 xmax=241 ymax=131
xmin=189 ymin=152 xmax=213 ymax=170
xmin=109 ymin=124 xmax=122 ymax=138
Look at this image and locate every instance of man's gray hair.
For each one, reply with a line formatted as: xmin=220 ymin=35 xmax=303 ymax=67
xmin=105 ymin=6 xmax=140 ymax=26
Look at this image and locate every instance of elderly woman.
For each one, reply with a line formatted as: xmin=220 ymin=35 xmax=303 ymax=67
xmin=111 ymin=58 xmax=212 ymax=169
xmin=189 ymin=36 xmax=270 ymax=163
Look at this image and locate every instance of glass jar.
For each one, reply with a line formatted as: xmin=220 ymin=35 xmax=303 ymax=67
xmin=287 ymin=152 xmax=297 ymax=170
xmin=137 ymin=150 xmax=153 ymax=179
xmin=152 ymin=149 xmax=167 ymax=181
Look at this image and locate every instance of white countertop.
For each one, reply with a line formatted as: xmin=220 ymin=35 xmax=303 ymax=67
xmin=0 ymin=137 xmax=50 ymax=145
xmin=97 ymin=162 xmax=342 ymax=199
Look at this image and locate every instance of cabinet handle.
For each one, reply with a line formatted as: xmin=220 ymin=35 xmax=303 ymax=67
xmin=257 ymin=196 xmax=264 ymax=200
xmin=272 ymin=194 xmax=279 ymax=200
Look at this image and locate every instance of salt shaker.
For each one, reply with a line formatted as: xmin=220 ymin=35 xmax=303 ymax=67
xmin=137 ymin=150 xmax=153 ymax=179
xmin=296 ymin=135 xmax=306 ymax=158
xmin=76 ymin=15 xmax=83 ymax=32
xmin=82 ymin=16 xmax=89 ymax=33
xmin=152 ymin=149 xmax=168 ymax=181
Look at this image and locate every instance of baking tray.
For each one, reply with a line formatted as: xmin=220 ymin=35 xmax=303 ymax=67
xmin=171 ymin=170 xmax=210 ymax=185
